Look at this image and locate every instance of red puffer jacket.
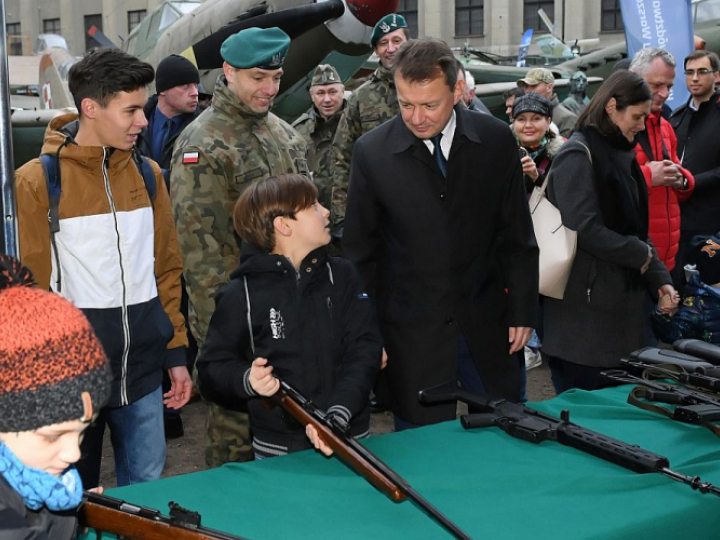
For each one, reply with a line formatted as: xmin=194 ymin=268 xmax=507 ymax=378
xmin=634 ymin=111 xmax=694 ymax=271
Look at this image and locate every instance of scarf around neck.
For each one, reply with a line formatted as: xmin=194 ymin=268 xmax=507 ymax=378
xmin=0 ymin=443 xmax=83 ymax=511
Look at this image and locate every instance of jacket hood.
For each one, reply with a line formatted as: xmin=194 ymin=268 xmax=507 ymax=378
xmin=685 ymin=265 xmax=720 ymax=301
xmin=39 ymin=112 xmax=138 ymax=169
xmin=230 ymin=242 xmax=330 ymax=280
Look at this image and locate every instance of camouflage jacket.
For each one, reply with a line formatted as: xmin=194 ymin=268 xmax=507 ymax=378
xmin=291 ymin=101 xmax=345 ymax=208
xmin=331 ymin=65 xmax=398 ymax=230
xmin=169 ymin=75 xmax=308 ymax=347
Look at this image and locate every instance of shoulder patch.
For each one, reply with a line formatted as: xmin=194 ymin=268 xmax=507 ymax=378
xmin=182 ymin=151 xmax=200 ymax=164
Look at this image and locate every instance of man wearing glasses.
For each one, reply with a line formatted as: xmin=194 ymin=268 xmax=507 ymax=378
xmin=670 ymin=51 xmax=720 ymax=287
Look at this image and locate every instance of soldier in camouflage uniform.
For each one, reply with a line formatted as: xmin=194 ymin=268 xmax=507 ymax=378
xmin=169 ymin=27 xmax=308 ymax=468
xmin=330 ymin=14 xmax=409 ymax=242
xmin=292 ymin=64 xmax=345 ymax=209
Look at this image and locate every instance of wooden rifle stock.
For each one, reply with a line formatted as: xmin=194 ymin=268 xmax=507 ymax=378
xmin=270 ymin=380 xmax=473 ymax=540
xmin=78 ymin=492 xmax=248 ymax=540
xmin=271 ymin=388 xmax=405 ymax=501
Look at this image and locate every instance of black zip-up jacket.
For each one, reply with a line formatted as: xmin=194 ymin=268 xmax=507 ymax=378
xmin=197 ymin=245 xmax=382 ymax=456
xmin=0 ymin=476 xmax=76 ymax=539
xmin=670 ymin=92 xmax=720 ymax=232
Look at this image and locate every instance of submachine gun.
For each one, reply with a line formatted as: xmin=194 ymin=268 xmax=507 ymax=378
xmin=270 ymin=379 xmax=472 ymax=540
xmin=79 ymin=491 xmax=248 ymax=539
xmin=418 ymin=383 xmax=720 ymax=498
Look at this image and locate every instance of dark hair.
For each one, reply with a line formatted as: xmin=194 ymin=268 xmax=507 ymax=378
xmin=575 ymin=70 xmax=651 ymax=136
xmin=503 ymin=87 xmax=525 ymax=101
xmin=392 ymin=38 xmax=458 ymax=90
xmin=233 ymin=174 xmax=318 ymax=252
xmin=68 ymin=49 xmax=154 ymax=112
xmin=684 ymin=50 xmax=720 ymax=72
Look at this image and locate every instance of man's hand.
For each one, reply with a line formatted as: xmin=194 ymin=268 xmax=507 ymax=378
xmin=248 ymin=357 xmax=280 ymax=396
xmin=380 ymin=348 xmax=388 ymax=370
xmin=306 ymin=425 xmax=333 ymax=456
xmin=657 ymin=284 xmax=680 ymax=314
xmin=509 ymin=327 xmax=532 ymax=354
xmin=649 ymin=160 xmax=684 ymax=188
xmin=164 ymin=366 xmax=192 ymax=409
xmin=521 ymin=156 xmax=539 ymax=182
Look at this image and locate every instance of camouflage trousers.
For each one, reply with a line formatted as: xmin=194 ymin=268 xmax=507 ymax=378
xmin=205 ymin=402 xmax=253 ymax=468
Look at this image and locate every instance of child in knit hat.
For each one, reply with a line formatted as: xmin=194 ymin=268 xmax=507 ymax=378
xmin=653 ymin=234 xmax=720 ymax=344
xmin=0 ymin=255 xmax=111 ymax=539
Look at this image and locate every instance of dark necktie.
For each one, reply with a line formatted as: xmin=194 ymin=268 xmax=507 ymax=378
xmin=431 ymin=133 xmax=447 ymax=179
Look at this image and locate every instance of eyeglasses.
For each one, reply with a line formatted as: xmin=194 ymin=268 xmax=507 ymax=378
xmin=684 ymin=69 xmax=717 ymax=77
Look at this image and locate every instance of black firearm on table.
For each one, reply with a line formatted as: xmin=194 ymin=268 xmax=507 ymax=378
xmin=270 ymin=379 xmax=473 ymax=540
xmin=628 ymin=346 xmax=720 ymax=378
xmin=79 ymin=491 xmax=249 ymax=539
xmin=418 ymin=383 xmax=720 ymax=498
xmin=674 ymin=339 xmax=720 ymax=365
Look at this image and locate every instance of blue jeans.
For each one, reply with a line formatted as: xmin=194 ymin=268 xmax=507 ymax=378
xmin=77 ymin=385 xmax=166 ymax=488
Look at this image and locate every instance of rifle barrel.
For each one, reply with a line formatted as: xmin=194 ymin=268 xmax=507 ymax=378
xmin=660 ymin=468 xmax=720 ymax=497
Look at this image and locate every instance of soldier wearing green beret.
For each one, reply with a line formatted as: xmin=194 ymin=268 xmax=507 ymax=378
xmin=330 ymin=13 xmax=409 ymax=247
xmin=292 ymin=64 xmax=346 ymax=211
xmin=169 ymin=26 xmax=308 ymax=468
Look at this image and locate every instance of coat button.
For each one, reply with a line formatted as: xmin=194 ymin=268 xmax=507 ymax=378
xmin=311 ymin=258 xmax=318 ymax=264
xmin=445 ymin=317 xmax=454 ymax=325
xmin=440 ymin=192 xmax=446 ymax=200
xmin=276 ymin=261 xmax=282 ymax=266
xmin=306 ymin=267 xmax=312 ymax=273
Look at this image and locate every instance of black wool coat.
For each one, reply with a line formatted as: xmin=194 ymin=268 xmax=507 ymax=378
xmin=344 ymin=105 xmax=539 ymax=425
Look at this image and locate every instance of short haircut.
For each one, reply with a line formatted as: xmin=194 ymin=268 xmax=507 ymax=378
xmin=576 ymin=70 xmax=651 ymax=137
xmin=68 ymin=49 xmax=154 ymax=112
xmin=465 ymin=72 xmax=475 ymax=88
xmin=392 ymin=38 xmax=458 ymax=90
xmin=629 ymin=47 xmax=676 ymax=75
xmin=503 ymin=87 xmax=525 ymax=101
xmin=233 ymin=174 xmax=318 ymax=252
xmin=684 ymin=50 xmax=720 ymax=72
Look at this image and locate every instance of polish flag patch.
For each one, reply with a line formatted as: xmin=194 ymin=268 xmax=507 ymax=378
xmin=182 ymin=151 xmax=199 ymax=164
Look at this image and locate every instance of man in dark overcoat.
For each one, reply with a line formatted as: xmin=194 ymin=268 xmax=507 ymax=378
xmin=344 ymin=38 xmax=539 ymax=426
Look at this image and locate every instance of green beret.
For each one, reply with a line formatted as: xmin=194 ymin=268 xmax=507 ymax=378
xmin=311 ymin=64 xmax=341 ymax=87
xmin=371 ymin=14 xmax=408 ymax=48
xmin=221 ymin=27 xmax=291 ymax=70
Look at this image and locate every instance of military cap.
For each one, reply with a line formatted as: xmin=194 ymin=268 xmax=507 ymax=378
xmin=371 ymin=14 xmax=408 ymax=48
xmin=311 ymin=64 xmax=341 ymax=87
xmin=517 ymin=67 xmax=555 ymax=87
xmin=221 ymin=27 xmax=291 ymax=70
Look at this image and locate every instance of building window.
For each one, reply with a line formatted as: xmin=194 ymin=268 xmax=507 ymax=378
xmin=601 ymin=0 xmax=624 ymax=31
xmin=397 ymin=0 xmax=418 ymax=38
xmin=455 ymin=0 xmax=484 ymax=37
xmin=84 ymin=14 xmax=103 ymax=52
xmin=7 ymin=22 xmax=22 ymax=55
xmin=128 ymin=10 xmax=147 ymax=33
xmin=523 ymin=0 xmax=554 ymax=32
xmin=43 ymin=18 xmax=61 ymax=35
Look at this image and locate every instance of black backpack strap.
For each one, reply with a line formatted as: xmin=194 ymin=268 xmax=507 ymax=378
xmin=40 ymin=154 xmax=61 ymax=234
xmin=135 ymin=154 xmax=157 ymax=204
xmin=40 ymin=153 xmax=63 ymax=292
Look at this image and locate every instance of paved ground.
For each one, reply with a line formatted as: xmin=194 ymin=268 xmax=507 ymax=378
xmin=99 ymin=360 xmax=556 ymax=488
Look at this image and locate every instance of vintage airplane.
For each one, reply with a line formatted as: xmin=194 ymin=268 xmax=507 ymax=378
xmin=37 ymin=0 xmax=400 ymax=122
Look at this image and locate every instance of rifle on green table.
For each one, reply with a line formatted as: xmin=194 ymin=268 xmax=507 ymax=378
xmin=271 ymin=379 xmax=472 ymax=540
xmin=418 ymin=382 xmax=720 ymax=497
xmin=79 ymin=491 xmax=248 ymax=539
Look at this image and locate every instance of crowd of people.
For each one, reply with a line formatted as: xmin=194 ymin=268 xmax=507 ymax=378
xmin=4 ymin=10 xmax=720 ymax=537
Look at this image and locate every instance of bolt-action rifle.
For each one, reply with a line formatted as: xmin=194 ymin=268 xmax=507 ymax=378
xmin=271 ymin=379 xmax=472 ymax=540
xmin=629 ymin=347 xmax=720 ymax=378
xmin=418 ymin=383 xmax=720 ymax=497
xmin=79 ymin=491 xmax=248 ymax=539
xmin=618 ymin=357 xmax=720 ymax=394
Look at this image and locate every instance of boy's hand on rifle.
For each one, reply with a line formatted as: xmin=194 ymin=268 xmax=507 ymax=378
xmin=249 ymin=357 xmax=280 ymax=396
xmin=306 ymin=425 xmax=333 ymax=456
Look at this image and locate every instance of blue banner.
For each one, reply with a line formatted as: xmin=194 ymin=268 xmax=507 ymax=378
xmin=620 ymin=0 xmax=694 ymax=110
xmin=517 ymin=29 xmax=533 ymax=68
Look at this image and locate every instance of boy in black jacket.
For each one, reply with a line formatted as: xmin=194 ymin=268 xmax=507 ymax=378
xmin=197 ymin=174 xmax=382 ymax=459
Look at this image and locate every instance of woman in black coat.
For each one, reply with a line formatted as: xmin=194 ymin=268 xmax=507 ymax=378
xmin=543 ymin=71 xmax=678 ymax=393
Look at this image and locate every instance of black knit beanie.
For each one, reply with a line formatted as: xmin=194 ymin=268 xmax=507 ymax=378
xmin=155 ymin=54 xmax=200 ymax=94
xmin=0 ymin=255 xmax=111 ymax=433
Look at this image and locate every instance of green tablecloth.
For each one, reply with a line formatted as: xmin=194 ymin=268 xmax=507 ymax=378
xmin=99 ymin=386 xmax=720 ymax=539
